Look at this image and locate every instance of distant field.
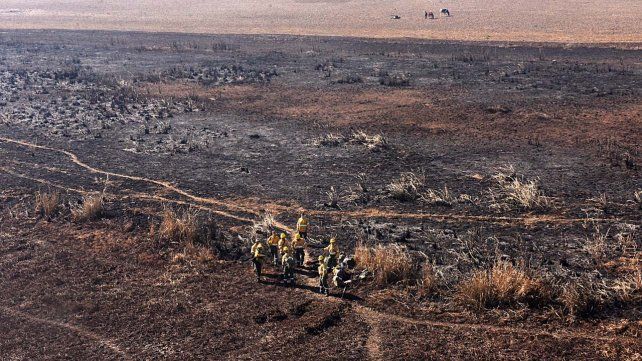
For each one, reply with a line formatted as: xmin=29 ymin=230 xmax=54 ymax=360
xmin=0 ymin=0 xmax=640 ymax=43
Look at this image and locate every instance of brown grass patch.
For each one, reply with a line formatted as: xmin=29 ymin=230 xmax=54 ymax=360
xmin=156 ymin=207 xmax=199 ymax=245
xmin=354 ymin=243 xmax=417 ymax=287
xmin=71 ymin=193 xmax=104 ymax=222
xmin=34 ymin=191 xmax=60 ymax=218
xmin=456 ymin=260 xmax=550 ymax=309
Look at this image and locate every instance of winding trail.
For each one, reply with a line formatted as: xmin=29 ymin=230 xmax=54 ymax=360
xmin=1 ymin=135 xmax=638 ymax=359
xmin=0 ymin=306 xmax=130 ymax=360
xmin=0 ymin=136 xmax=627 ymax=228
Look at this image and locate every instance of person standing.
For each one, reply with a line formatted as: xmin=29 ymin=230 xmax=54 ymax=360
xmin=318 ymin=255 xmax=330 ymax=296
xmin=296 ymin=214 xmax=309 ymax=239
xmin=267 ymin=231 xmax=280 ymax=265
xmin=324 ymin=238 xmax=339 ymax=269
xmin=291 ymin=233 xmax=306 ymax=267
xmin=281 ymin=247 xmax=295 ymax=284
xmin=251 ymin=243 xmax=265 ymax=282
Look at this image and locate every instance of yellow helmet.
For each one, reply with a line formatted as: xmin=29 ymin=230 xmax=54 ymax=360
xmin=295 ymin=233 xmax=302 ymax=239
xmin=318 ymin=255 xmax=325 ymax=261
xmin=280 ymin=233 xmax=286 ymax=239
xmin=282 ymin=246 xmax=289 ymax=252
xmin=330 ymin=238 xmax=336 ymax=244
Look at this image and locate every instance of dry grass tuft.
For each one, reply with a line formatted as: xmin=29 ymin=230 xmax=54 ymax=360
xmin=584 ymin=228 xmax=610 ymax=264
xmin=349 ymin=130 xmax=388 ymax=151
xmin=559 ymin=280 xmax=609 ymax=318
xmin=490 ymin=165 xmax=547 ymax=209
xmin=314 ymin=133 xmax=344 ymax=147
xmin=157 ymin=207 xmax=199 ymax=245
xmin=420 ymin=263 xmax=440 ymax=295
xmin=354 ymin=243 xmax=417 ymax=287
xmin=422 ymin=186 xmax=456 ymax=206
xmin=325 ymin=186 xmax=340 ymax=209
xmin=71 ymin=193 xmax=104 ymax=222
xmin=387 ymin=172 xmax=424 ymax=202
xmin=611 ymin=270 xmax=642 ymax=304
xmin=457 ymin=260 xmax=549 ymax=309
xmin=35 ymin=191 xmax=60 ymax=218
xmin=250 ymin=212 xmax=277 ymax=239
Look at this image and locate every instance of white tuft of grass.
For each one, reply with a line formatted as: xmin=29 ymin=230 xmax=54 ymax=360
xmin=387 ymin=172 xmax=424 ymax=202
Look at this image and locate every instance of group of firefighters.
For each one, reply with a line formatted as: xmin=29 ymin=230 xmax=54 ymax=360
xmin=250 ymin=214 xmax=351 ymax=296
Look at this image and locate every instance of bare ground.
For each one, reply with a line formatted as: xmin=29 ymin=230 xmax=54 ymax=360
xmin=0 ymin=30 xmax=640 ymax=360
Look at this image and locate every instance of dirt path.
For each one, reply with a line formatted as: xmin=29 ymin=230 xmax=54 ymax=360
xmin=0 ymin=306 xmax=130 ymax=360
xmin=0 ymin=136 xmax=626 ymax=228
xmin=294 ymin=267 xmax=637 ymax=361
xmin=1 ymin=136 xmax=638 ymax=358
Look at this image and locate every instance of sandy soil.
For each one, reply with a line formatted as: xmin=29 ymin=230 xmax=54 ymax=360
xmin=0 ymin=0 xmax=641 ymax=43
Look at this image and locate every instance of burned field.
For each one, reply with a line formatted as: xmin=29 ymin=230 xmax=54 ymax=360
xmin=0 ymin=30 xmax=640 ymax=359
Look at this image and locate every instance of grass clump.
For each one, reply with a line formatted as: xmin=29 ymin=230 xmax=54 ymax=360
xmin=156 ymin=207 xmax=199 ymax=245
xmin=35 ymin=191 xmax=60 ymax=218
xmin=71 ymin=193 xmax=104 ymax=222
xmin=489 ymin=165 xmax=547 ymax=210
xmin=336 ymin=73 xmax=363 ymax=84
xmin=387 ymin=172 xmax=424 ymax=202
xmin=349 ymin=130 xmax=388 ymax=151
xmin=378 ymin=72 xmax=410 ymax=87
xmin=559 ymin=279 xmax=609 ymax=318
xmin=354 ymin=243 xmax=417 ymax=287
xmin=314 ymin=133 xmax=344 ymax=147
xmin=457 ymin=260 xmax=549 ymax=309
xmin=422 ymin=186 xmax=456 ymax=206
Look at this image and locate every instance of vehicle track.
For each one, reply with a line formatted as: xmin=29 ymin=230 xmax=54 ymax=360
xmin=0 ymin=306 xmax=130 ymax=360
xmin=0 ymin=136 xmax=626 ymax=228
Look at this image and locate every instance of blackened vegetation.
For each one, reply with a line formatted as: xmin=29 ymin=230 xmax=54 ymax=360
xmin=151 ymin=65 xmax=277 ymax=86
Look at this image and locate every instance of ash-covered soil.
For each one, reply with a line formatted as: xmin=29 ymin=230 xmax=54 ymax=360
xmin=0 ymin=30 xmax=640 ymax=360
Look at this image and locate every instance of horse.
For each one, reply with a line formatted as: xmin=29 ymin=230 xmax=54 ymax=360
xmin=428 ymin=11 xmax=435 ymax=19
xmin=440 ymin=8 xmax=450 ymax=16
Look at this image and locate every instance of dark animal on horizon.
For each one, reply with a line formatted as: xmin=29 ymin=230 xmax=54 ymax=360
xmin=440 ymin=8 xmax=450 ymax=16
xmin=428 ymin=11 xmax=435 ymax=19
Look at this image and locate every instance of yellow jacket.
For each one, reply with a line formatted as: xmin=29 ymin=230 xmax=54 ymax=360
xmin=278 ymin=238 xmax=288 ymax=251
xmin=251 ymin=242 xmax=262 ymax=255
xmin=297 ymin=217 xmax=308 ymax=232
xmin=267 ymin=234 xmax=279 ymax=246
xmin=292 ymin=236 xmax=305 ymax=249
xmin=325 ymin=243 xmax=339 ymax=255
xmin=318 ymin=263 xmax=328 ymax=277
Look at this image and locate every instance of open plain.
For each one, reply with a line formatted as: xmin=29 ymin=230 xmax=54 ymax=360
xmin=0 ymin=30 xmax=640 ymax=359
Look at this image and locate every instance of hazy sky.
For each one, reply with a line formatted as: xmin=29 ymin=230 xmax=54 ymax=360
xmin=0 ymin=0 xmax=640 ymax=42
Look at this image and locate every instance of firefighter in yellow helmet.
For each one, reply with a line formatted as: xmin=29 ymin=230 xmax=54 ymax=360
xmin=277 ymin=233 xmax=288 ymax=265
xmin=281 ymin=246 xmax=295 ymax=284
xmin=296 ymin=214 xmax=309 ymax=239
xmin=291 ymin=233 xmax=306 ymax=267
xmin=266 ymin=231 xmax=280 ymax=265
xmin=318 ymin=255 xmax=329 ymax=296
xmin=251 ymin=242 xmax=265 ymax=282
xmin=324 ymin=238 xmax=339 ymax=269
